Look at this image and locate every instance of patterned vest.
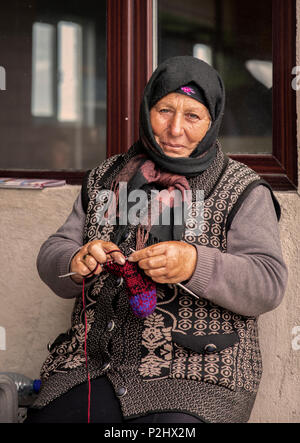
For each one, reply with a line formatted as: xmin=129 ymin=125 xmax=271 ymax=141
xmin=36 ymin=145 xmax=279 ymax=423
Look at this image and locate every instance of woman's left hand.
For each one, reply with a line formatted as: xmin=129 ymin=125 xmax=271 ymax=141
xmin=128 ymin=241 xmax=197 ymax=284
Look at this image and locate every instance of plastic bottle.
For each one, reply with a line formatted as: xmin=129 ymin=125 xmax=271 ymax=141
xmin=1 ymin=373 xmax=41 ymax=407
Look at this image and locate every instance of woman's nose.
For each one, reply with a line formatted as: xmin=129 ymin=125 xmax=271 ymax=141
xmin=169 ymin=113 xmax=184 ymax=137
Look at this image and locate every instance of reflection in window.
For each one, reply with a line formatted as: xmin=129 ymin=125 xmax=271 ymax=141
xmin=0 ymin=66 xmax=6 ymax=91
xmin=245 ymin=60 xmax=272 ymax=90
xmin=32 ymin=23 xmax=55 ymax=117
xmin=32 ymin=21 xmax=84 ymax=123
xmin=193 ymin=44 xmax=212 ymax=66
xmin=157 ymin=0 xmax=272 ymax=155
xmin=57 ymin=21 xmax=82 ymax=123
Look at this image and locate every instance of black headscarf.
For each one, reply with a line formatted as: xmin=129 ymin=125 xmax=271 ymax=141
xmin=139 ymin=56 xmax=225 ymax=177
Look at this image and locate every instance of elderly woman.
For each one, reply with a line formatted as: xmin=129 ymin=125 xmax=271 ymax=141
xmin=26 ymin=56 xmax=287 ymax=423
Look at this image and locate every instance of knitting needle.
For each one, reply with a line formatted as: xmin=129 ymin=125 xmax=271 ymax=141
xmin=59 ymin=271 xmax=83 ymax=278
xmin=58 ymin=257 xmax=128 ymax=278
xmin=128 ymin=248 xmax=199 ymax=300
xmin=176 ymin=282 xmax=199 ymax=300
xmin=59 ymin=262 xmax=109 ymax=278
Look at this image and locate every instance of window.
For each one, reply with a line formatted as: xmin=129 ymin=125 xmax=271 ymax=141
xmin=0 ymin=0 xmax=106 ymax=179
xmin=32 ymin=20 xmax=95 ymax=127
xmin=156 ymin=0 xmax=297 ymax=190
xmin=0 ymin=0 xmax=297 ymax=190
xmin=158 ymin=0 xmax=273 ymax=155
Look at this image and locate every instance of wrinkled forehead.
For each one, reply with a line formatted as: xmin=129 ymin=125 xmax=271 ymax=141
xmin=152 ymin=92 xmax=211 ymax=117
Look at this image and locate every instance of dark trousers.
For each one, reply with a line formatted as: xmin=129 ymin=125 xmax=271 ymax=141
xmin=24 ymin=377 xmax=203 ymax=424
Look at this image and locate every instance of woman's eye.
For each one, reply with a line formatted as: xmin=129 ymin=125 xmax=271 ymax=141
xmin=159 ymin=108 xmax=170 ymax=114
xmin=187 ymin=113 xmax=199 ymax=120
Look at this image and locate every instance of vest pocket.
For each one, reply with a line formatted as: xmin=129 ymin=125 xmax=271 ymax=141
xmin=170 ymin=331 xmax=239 ymax=391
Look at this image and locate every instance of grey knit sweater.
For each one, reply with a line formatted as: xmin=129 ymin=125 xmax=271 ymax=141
xmin=37 ymin=184 xmax=287 ymax=317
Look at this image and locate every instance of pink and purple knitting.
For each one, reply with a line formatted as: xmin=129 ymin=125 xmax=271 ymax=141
xmin=103 ymin=260 xmax=156 ymax=319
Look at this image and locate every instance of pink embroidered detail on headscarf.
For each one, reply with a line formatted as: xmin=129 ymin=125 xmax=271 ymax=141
xmin=181 ymin=86 xmax=195 ymax=96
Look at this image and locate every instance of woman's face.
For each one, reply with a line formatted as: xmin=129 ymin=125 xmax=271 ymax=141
xmin=150 ymin=93 xmax=211 ymax=158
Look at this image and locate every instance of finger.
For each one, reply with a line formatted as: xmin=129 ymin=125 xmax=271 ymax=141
xmin=146 ymin=264 xmax=179 ymax=280
xmin=82 ymin=253 xmax=98 ymax=270
xmin=83 ymin=263 xmax=102 ymax=277
xmin=87 ymin=242 xmax=107 ymax=264
xmin=82 ymin=254 xmax=103 ymax=276
xmin=144 ymin=271 xmax=174 ymax=284
xmin=144 ymin=267 xmax=167 ymax=279
xmin=150 ymin=273 xmax=180 ymax=284
xmin=71 ymin=253 xmax=94 ymax=277
xmin=128 ymin=243 xmax=167 ymax=262
xmin=153 ymin=276 xmax=174 ymax=284
xmin=138 ymin=255 xmax=166 ymax=271
xmin=77 ymin=261 xmax=102 ymax=278
xmin=79 ymin=264 xmax=92 ymax=276
xmin=98 ymin=241 xmax=126 ymax=265
xmin=87 ymin=241 xmax=124 ymax=265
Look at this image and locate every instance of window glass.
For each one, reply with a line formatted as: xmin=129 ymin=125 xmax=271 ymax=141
xmin=157 ymin=0 xmax=272 ymax=154
xmin=0 ymin=0 xmax=106 ymax=170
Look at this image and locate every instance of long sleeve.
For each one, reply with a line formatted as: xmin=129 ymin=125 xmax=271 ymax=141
xmin=185 ymin=185 xmax=288 ymax=317
xmin=36 ymin=192 xmax=87 ymax=298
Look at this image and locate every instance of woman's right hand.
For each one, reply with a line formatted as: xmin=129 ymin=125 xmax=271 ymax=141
xmin=70 ymin=240 xmax=126 ymax=283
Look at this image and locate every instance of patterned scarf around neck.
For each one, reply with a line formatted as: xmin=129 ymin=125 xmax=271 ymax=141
xmin=110 ymin=154 xmax=192 ymax=250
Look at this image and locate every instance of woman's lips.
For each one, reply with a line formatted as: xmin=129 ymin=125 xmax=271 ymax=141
xmin=161 ymin=142 xmax=185 ymax=149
